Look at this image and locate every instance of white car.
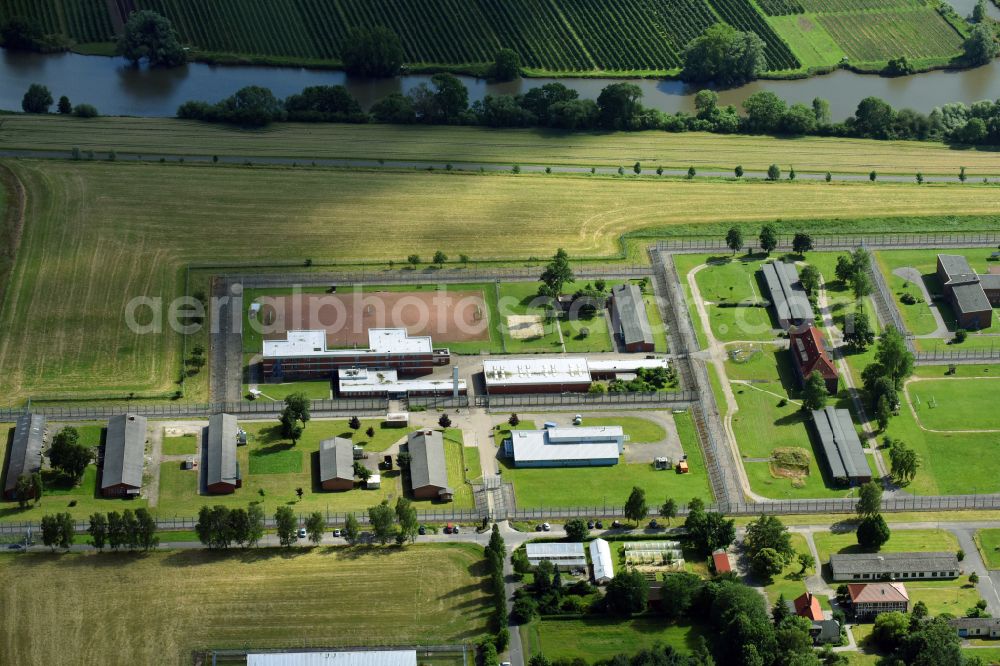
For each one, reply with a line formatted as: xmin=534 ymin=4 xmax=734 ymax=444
xmin=542 ymin=522 xmax=551 ymax=532
xmin=297 ymin=528 xmax=307 ymax=539
xmin=333 ymin=529 xmax=342 ymax=538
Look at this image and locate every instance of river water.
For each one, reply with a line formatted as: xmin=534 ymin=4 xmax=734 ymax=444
xmin=2 ymin=47 xmax=1000 ymax=121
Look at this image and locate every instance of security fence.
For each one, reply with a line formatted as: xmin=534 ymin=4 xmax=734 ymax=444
xmin=655 ymin=231 xmax=1000 ymax=254
xmin=913 ymin=347 xmax=1000 ymax=362
xmin=407 ymin=395 xmax=470 ymax=409
xmin=473 ymin=391 xmax=695 ymax=409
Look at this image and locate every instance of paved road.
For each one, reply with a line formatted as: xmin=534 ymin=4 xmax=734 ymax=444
xmin=0 ymin=148 xmax=991 ymax=184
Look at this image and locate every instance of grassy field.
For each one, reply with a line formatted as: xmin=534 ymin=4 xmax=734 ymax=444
xmin=162 ymin=433 xmax=197 ymax=455
xmin=906 ymin=378 xmax=1000 ymax=432
xmin=8 ymin=161 xmax=998 ymax=405
xmin=522 ymin=616 xmax=707 ymax=663
xmin=9 ymin=117 xmax=1000 ymax=176
xmin=760 ymin=533 xmax=815 ymax=605
xmin=977 ymin=528 xmax=1000 ymax=569
xmin=580 ymin=416 xmax=668 ymax=443
xmin=812 ymin=528 xmax=959 ymax=563
xmin=0 ymin=544 xmax=489 ymax=665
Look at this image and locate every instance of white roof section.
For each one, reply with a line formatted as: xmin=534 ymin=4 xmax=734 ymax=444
xmin=526 ymin=542 xmax=587 ymax=566
xmin=510 ymin=429 xmax=622 ymax=463
xmin=588 ymin=358 xmax=668 ymax=373
xmin=248 ymin=651 xmax=417 ymax=666
xmin=337 ymin=368 xmax=465 ymax=394
xmin=545 ymin=426 xmax=624 ymax=443
xmin=590 ymin=538 xmax=615 ymax=582
xmin=263 ymin=328 xmax=433 ymax=358
xmin=483 ymin=357 xmax=591 ymax=386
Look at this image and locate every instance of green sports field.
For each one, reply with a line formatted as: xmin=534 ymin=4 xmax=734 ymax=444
xmin=0 ymin=544 xmax=489 ymax=666
xmin=5 ymin=160 xmax=997 ymax=405
xmin=907 ymin=377 xmax=1000 ymax=432
xmin=7 ymin=117 xmax=1000 ymax=176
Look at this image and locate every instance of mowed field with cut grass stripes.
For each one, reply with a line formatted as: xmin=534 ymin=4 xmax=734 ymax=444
xmin=6 ymin=116 xmax=1000 ymax=176
xmin=0 ymin=545 xmax=490 ymax=665
xmin=2 ymin=159 xmax=1000 ymax=404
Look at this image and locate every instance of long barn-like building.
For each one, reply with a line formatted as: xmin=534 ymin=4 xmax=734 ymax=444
xmin=811 ymin=407 xmax=870 ymax=486
xmin=761 ymin=261 xmax=814 ymax=330
xmin=205 ymin=413 xmax=242 ymax=494
xmin=101 ymin=414 xmax=147 ymax=497
xmin=3 ymin=413 xmax=45 ymax=500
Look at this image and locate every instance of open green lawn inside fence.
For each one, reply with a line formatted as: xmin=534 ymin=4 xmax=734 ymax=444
xmin=522 ymin=616 xmax=709 ymax=663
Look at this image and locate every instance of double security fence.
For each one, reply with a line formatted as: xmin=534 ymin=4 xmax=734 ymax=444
xmin=655 ymin=231 xmax=1000 ymax=254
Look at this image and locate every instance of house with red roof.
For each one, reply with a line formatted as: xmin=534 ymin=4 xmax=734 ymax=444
xmin=793 ymin=592 xmax=824 ymax=622
xmin=788 ymin=324 xmax=838 ymax=395
xmin=847 ymin=582 xmax=909 ymax=620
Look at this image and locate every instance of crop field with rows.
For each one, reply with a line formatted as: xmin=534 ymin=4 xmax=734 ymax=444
xmin=0 ymin=0 xmax=113 ymax=44
xmin=817 ymin=9 xmax=963 ymax=62
xmin=707 ymin=0 xmax=802 ymax=69
xmin=758 ymin=0 xmax=927 ymax=16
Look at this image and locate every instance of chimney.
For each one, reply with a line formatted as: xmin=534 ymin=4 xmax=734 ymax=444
xmin=453 ymin=365 xmax=459 ymax=399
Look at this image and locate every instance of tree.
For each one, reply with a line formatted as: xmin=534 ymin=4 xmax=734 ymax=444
xmin=563 ymin=518 xmax=589 ymax=542
xmin=872 ymin=611 xmax=910 ymax=651
xmin=735 ymin=165 xmax=744 ymax=178
xmin=57 ymin=95 xmax=71 ymax=114
xmin=365 ymin=426 xmax=375 ymax=439
xmin=284 ymin=85 xmax=364 ymax=122
xmin=1 ymin=16 xmax=46 ymax=51
xmin=604 ymin=569 xmax=649 ymax=616
xmin=247 ymin=502 xmax=265 ymax=547
xmin=686 ymin=502 xmax=736 ymax=555
xmin=726 ymin=227 xmax=744 ymax=255
xmin=802 ymin=370 xmax=829 ymax=411
xmin=844 ymin=306 xmax=875 ymax=351
xmin=340 ymin=25 xmax=403 ymax=77
xmin=490 ymin=48 xmax=521 ymax=81
xmin=89 ymin=513 xmax=108 ymax=550
xmin=974 ymin=0 xmax=988 ymax=22
xmin=368 ymin=500 xmax=395 ymax=545
xmin=633 ymin=161 xmax=642 ymax=175
xmin=432 ymin=250 xmax=447 ymax=267
xmin=117 ymin=10 xmax=186 ymax=67
xmin=813 ymin=97 xmax=832 ymax=125
xmin=596 ymin=82 xmax=643 ymax=130
xmin=107 ymin=511 xmax=125 ymax=550
xmin=772 ymin=593 xmax=791 ymax=626
xmin=624 ymin=486 xmax=648 ymax=526
xmin=425 ymin=73 xmax=469 ymax=123
xmin=275 ymin=506 xmax=297 ymax=547
xmin=660 ymin=572 xmax=703 ymax=619
xmin=870 ymin=170 xmax=878 ymax=182
xmin=48 ymin=426 xmax=91 ymax=482
xmin=395 ymin=497 xmax=419 ymax=544
xmin=800 ymin=265 xmax=820 ymax=296
xmin=875 ymin=326 xmax=915 ymax=388
xmin=960 ymin=166 xmax=968 ymax=183
xmin=344 ymin=513 xmax=360 ymax=545
xmin=759 ymin=224 xmax=778 ymax=255
xmin=971 ymin=571 xmax=980 ymax=585
xmin=857 ymin=513 xmax=891 ymax=549
xmin=854 ymin=97 xmax=896 ymax=139
xmin=14 ymin=472 xmax=42 ymax=508
xmin=353 ymin=461 xmax=372 ymax=482
xmin=21 ymin=83 xmax=53 ymax=113
xmin=348 ymin=416 xmax=361 ymax=431
xmin=888 ymin=438 xmax=920 ymax=484
xmin=916 ymin=172 xmax=924 ymax=184
xmin=135 ymin=508 xmax=159 ymax=551
xmin=659 ymin=498 xmax=678 ymax=525
xmin=745 ymin=92 xmax=787 ymax=134
xmin=681 ymin=23 xmax=766 ymax=86
xmin=280 ymin=392 xmax=311 ymax=444
xmin=857 ymin=481 xmax=883 ymax=517
xmin=792 ymin=233 xmax=814 ymax=256
xmin=798 ymin=552 xmax=815 ymax=574
xmin=508 ymin=413 xmax=520 ymax=427
xmin=438 ymin=413 xmax=452 ymax=428
xmin=539 ymin=248 xmax=575 ymax=298
xmin=910 ymin=600 xmax=929 ymax=629
xmin=752 ymin=547 xmax=786 ymax=578
xmin=305 ymin=511 xmax=325 ymax=545
xmin=964 ymin=23 xmax=999 ymax=66
xmin=121 ymin=509 xmax=140 ymax=550
xmin=898 ymin=616 xmax=964 ymax=666
xmin=41 ymin=514 xmax=61 ymax=551
xmin=876 ymin=395 xmax=892 ymax=432
xmin=687 ymin=166 xmax=697 ymax=179
xmin=767 ymin=163 xmax=781 ymax=181
xmin=744 ymin=515 xmax=795 ymax=565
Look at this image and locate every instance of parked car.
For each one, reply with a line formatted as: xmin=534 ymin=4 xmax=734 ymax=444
xmin=595 ymin=520 xmax=604 ymax=529
xmin=611 ymin=520 xmax=622 ymax=529
xmin=542 ymin=522 xmax=551 ymax=532
xmin=535 ymin=524 xmax=543 ymax=531
xmin=332 ymin=529 xmax=342 ymax=538
xmin=648 ymin=519 xmax=659 ymax=529
xmin=452 ymin=525 xmax=460 ymax=534
xmin=418 ymin=525 xmax=427 ymax=536
xmin=587 ymin=520 xmax=595 ymax=529
xmin=297 ymin=528 xmax=307 ymax=539
xmin=6 ymin=544 xmax=23 ymax=550
xmin=443 ymin=524 xmax=453 ymax=534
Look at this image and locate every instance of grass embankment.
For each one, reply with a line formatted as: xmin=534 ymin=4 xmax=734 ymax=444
xmin=3 ymin=159 xmax=999 ymax=405
xmin=6 ymin=117 xmax=1000 ymax=176
xmin=0 ymin=544 xmax=489 ymax=665
xmin=975 ymin=528 xmax=1000 ymax=569
xmin=522 ymin=616 xmax=707 ymax=663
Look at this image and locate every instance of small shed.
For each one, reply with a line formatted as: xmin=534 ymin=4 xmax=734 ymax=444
xmin=712 ymin=549 xmax=732 ymax=574
xmin=366 ymin=474 xmax=381 ymax=489
xmin=677 ymin=460 xmax=689 ymax=474
xmin=385 ymin=412 xmax=409 ymax=428
xmin=590 ymin=538 xmax=615 ymax=584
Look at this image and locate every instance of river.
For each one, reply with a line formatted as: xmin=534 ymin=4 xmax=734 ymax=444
xmin=2 ymin=46 xmax=1000 ymax=121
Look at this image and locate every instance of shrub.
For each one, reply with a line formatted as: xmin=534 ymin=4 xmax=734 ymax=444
xmin=72 ymin=104 xmax=99 ymax=118
xmin=900 ymin=293 xmax=917 ymax=305
xmin=954 ymin=329 xmax=968 ymax=343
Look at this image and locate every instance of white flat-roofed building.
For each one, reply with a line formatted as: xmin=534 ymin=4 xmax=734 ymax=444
xmin=526 ymin=542 xmax=587 ymax=569
xmin=483 ymin=357 xmax=592 ymax=394
xmin=247 ymin=650 xmax=417 ymax=666
xmin=337 ymin=368 xmax=466 ymax=397
xmin=503 ymin=426 xmax=624 ymax=467
xmin=590 ymin=538 xmax=615 ymax=584
xmin=588 ymin=358 xmax=668 ymax=379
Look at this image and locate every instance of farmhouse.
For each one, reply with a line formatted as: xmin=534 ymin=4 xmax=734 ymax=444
xmin=503 ymin=426 xmax=624 ymax=467
xmin=829 ymin=552 xmax=959 ymax=582
xmin=318 ymin=437 xmax=354 ymax=491
xmin=950 ymin=617 xmax=1000 ymax=639
xmin=336 ymin=367 xmax=466 ymax=397
xmin=937 ymin=254 xmax=1000 ymax=330
xmin=847 ymin=582 xmax=909 ymax=619
xmin=483 ymin=357 xmax=669 ymax=394
xmin=811 ymin=407 xmax=871 ymax=486
xmin=405 ymin=430 xmax=452 ymax=501
xmin=525 ymin=542 xmax=587 ymax=569
xmin=3 ymin=413 xmax=45 ymax=501
xmin=762 ymin=261 xmax=815 ymax=329
xmin=262 ymin=328 xmax=450 ymax=380
xmin=205 ymin=413 xmax=242 ymax=494
xmin=247 ymin=650 xmax=417 ymax=666
xmin=100 ymin=414 xmax=146 ymax=497
xmin=788 ymin=324 xmax=838 ymax=395
xmin=590 ymin=538 xmax=615 ymax=584
xmin=793 ymin=592 xmax=824 ymax=622
xmin=609 ymin=283 xmax=655 ymax=352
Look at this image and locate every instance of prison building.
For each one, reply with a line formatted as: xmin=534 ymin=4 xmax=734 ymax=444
xmin=205 ymin=413 xmax=242 ymax=494
xmin=587 ymin=358 xmax=669 ymax=380
xmin=483 ymin=357 xmax=593 ymax=394
xmin=788 ymin=324 xmax=838 ymax=394
xmin=609 ymin=283 xmax=655 ymax=352
xmin=951 ymin=617 xmax=1000 ymax=639
xmin=336 ymin=367 xmax=466 ymax=398
xmin=590 ymin=538 xmax=615 ymax=584
xmin=3 ymin=413 xmax=45 ymax=501
xmin=811 ymin=407 xmax=871 ymax=486
xmin=101 ymin=414 xmax=146 ymax=498
xmin=762 ymin=261 xmax=815 ymax=330
xmin=247 ymin=650 xmax=418 ymax=666
xmin=503 ymin=426 xmax=624 ymax=468
xmin=525 ymin=542 xmax=587 ymax=569
xmin=262 ymin=328 xmax=450 ymax=380
xmin=847 ymin=583 xmax=909 ymax=619
xmin=318 ymin=437 xmax=354 ymax=491
xmin=937 ymin=254 xmax=1000 ymax=330
xmin=830 ymin=552 xmax=960 ymax=582
xmin=405 ymin=430 xmax=452 ymax=501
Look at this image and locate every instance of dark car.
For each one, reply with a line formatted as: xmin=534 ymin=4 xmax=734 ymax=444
xmin=648 ymin=519 xmax=659 ymax=529
xmin=611 ymin=520 xmax=621 ymax=529
xmin=536 ymin=524 xmax=544 ymax=531
xmin=452 ymin=525 xmax=460 ymax=534
xmin=595 ymin=520 xmax=604 ymax=529
xmin=6 ymin=544 xmax=23 ymax=550
xmin=418 ymin=525 xmax=427 ymax=536
xmin=443 ymin=524 xmax=452 ymax=534
xmin=587 ymin=521 xmax=595 ymax=529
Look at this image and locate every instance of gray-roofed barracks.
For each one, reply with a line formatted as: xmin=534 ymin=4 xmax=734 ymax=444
xmin=761 ymin=261 xmax=815 ymax=330
xmin=610 ymin=283 xmax=655 ymax=352
xmin=405 ymin=430 xmax=452 ymax=501
xmin=101 ymin=414 xmax=146 ymax=497
xmin=937 ymin=254 xmax=1000 ymax=330
xmin=811 ymin=407 xmax=871 ymax=486
xmin=3 ymin=413 xmax=45 ymax=500
xmin=319 ymin=437 xmax=354 ymax=491
xmin=829 ymin=552 xmax=959 ymax=581
xmin=206 ymin=413 xmax=242 ymax=494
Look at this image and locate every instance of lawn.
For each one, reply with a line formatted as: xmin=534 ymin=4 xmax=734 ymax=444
xmin=162 ymin=433 xmax=197 ymax=455
xmin=760 ymin=533 xmax=815 ymax=605
xmin=0 ymin=544 xmax=490 ymax=665
xmin=496 ymin=281 xmax=564 ymax=353
xmin=976 ymin=528 xmax=1000 ymax=569
xmin=580 ymin=416 xmax=667 ymax=443
xmin=523 ymin=616 xmax=707 ymax=663
xmin=812 ymin=528 xmax=959 ymax=564
xmin=906 ymin=377 xmax=1000 ymax=432
xmin=252 ymin=380 xmax=331 ymax=401
xmin=8 ymin=117 xmax=1000 ymax=176
xmin=3 ymin=159 xmax=999 ymax=405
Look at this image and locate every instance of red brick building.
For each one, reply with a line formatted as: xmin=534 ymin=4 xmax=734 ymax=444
xmin=788 ymin=324 xmax=838 ymax=395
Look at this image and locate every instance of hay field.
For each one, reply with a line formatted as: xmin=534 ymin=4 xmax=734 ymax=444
xmin=5 ymin=116 xmax=1000 ymax=175
xmin=0 ymin=545 xmax=489 ymax=666
xmin=1 ymin=159 xmax=999 ymax=404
